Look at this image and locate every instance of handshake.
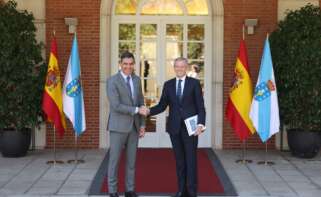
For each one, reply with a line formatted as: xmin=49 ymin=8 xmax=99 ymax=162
xmin=138 ymin=106 xmax=150 ymax=116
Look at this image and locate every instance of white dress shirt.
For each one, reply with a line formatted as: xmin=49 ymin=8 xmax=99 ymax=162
xmin=120 ymin=71 xmax=134 ymax=98
xmin=176 ymin=75 xmax=186 ymax=96
xmin=176 ymin=75 xmax=204 ymax=129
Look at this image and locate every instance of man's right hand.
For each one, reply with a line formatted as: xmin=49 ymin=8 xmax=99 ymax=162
xmin=139 ymin=127 xmax=145 ymax=138
xmin=139 ymin=106 xmax=150 ymax=116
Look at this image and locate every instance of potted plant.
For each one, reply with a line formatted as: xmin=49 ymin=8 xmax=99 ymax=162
xmin=0 ymin=0 xmax=46 ymax=157
xmin=270 ymin=4 xmax=321 ymax=158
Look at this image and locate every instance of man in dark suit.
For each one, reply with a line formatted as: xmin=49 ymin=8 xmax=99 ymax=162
xmin=142 ymin=57 xmax=206 ymax=197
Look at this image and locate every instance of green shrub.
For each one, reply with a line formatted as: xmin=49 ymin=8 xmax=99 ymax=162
xmin=0 ymin=0 xmax=46 ymax=130
xmin=270 ymin=4 xmax=321 ymax=131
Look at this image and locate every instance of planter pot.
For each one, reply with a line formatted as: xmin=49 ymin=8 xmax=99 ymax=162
xmin=287 ymin=129 xmax=321 ymax=158
xmin=0 ymin=132 xmax=2 ymax=152
xmin=0 ymin=128 xmax=31 ymax=158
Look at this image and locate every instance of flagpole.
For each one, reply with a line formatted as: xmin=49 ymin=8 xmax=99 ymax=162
xmin=242 ymin=139 xmax=245 ymax=161
xmin=65 ymin=31 xmax=85 ymax=165
xmin=68 ymin=132 xmax=85 ymax=164
xmin=236 ymin=139 xmax=252 ymax=164
xmin=242 ymin=139 xmax=246 ymax=163
xmin=265 ymin=142 xmax=267 ymax=164
xmin=257 ymin=141 xmax=275 ymax=165
xmin=54 ymin=127 xmax=56 ymax=167
xmin=234 ymin=25 xmax=252 ymax=164
xmin=46 ymin=127 xmax=64 ymax=166
xmin=75 ymin=134 xmax=78 ymax=163
xmin=50 ymin=31 xmax=57 ymax=164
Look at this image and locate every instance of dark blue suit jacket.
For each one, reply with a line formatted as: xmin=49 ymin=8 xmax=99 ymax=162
xmin=150 ymin=77 xmax=206 ymax=134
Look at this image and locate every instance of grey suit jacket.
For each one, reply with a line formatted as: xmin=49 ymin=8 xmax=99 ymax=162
xmin=106 ymin=72 xmax=145 ymax=133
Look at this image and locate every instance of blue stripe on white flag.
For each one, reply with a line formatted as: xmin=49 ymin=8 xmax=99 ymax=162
xmin=70 ymin=36 xmax=85 ymax=135
xmin=258 ymin=38 xmax=272 ymax=142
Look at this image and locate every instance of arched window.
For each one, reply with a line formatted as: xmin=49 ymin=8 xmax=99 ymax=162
xmin=114 ymin=0 xmax=209 ymax=16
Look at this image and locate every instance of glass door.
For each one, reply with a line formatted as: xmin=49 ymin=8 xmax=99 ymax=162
xmin=140 ymin=21 xmax=206 ymax=147
xmin=138 ymin=22 xmax=169 ymax=147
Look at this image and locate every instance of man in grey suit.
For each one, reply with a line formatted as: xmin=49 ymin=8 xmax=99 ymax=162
xmin=106 ymin=51 xmax=146 ymax=197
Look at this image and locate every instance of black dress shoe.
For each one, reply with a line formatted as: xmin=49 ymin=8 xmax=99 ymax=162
xmin=173 ymin=192 xmax=187 ymax=197
xmin=187 ymin=192 xmax=197 ymax=197
xmin=125 ymin=191 xmax=138 ymax=197
xmin=109 ymin=193 xmax=119 ymax=197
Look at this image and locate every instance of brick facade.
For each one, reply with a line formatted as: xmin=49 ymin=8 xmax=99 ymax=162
xmin=223 ymin=0 xmax=278 ymax=149
xmin=45 ymin=0 xmax=280 ymax=149
xmin=46 ymin=0 xmax=101 ymax=148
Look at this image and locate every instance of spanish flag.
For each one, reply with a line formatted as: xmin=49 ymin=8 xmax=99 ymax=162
xmin=226 ymin=39 xmax=255 ymax=140
xmin=42 ymin=37 xmax=66 ymax=137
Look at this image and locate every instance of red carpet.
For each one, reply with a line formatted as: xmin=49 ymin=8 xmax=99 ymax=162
xmin=100 ymin=149 xmax=225 ymax=194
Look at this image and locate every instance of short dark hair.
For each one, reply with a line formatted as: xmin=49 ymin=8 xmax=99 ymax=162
xmin=120 ymin=51 xmax=135 ymax=63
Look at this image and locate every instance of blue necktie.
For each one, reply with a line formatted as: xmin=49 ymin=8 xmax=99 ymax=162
xmin=177 ymin=79 xmax=182 ymax=102
xmin=126 ymin=76 xmax=132 ymax=98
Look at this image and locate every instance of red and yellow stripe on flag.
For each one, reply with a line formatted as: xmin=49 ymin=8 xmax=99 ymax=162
xmin=42 ymin=37 xmax=66 ymax=137
xmin=226 ymin=39 xmax=255 ymax=140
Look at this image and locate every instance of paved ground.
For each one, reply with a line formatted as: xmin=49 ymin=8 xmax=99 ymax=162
xmin=216 ymin=150 xmax=321 ymax=197
xmin=0 ymin=149 xmax=321 ymax=197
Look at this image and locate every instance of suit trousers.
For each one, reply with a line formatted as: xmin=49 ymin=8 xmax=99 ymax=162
xmin=170 ymin=122 xmax=198 ymax=197
xmin=108 ymin=127 xmax=139 ymax=193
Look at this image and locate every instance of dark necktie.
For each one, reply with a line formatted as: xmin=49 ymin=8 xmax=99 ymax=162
xmin=177 ymin=79 xmax=182 ymax=102
xmin=126 ymin=76 xmax=132 ymax=98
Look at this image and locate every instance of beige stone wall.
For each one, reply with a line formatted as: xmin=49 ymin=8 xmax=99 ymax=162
xmin=5 ymin=0 xmax=46 ymax=45
xmin=14 ymin=0 xmax=46 ymax=52
xmin=278 ymin=0 xmax=319 ymax=20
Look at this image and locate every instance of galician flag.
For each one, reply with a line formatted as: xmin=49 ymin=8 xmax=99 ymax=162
xmin=42 ymin=36 xmax=66 ymax=137
xmin=250 ymin=36 xmax=280 ymax=142
xmin=226 ymin=39 xmax=256 ymax=140
xmin=63 ymin=35 xmax=86 ymax=136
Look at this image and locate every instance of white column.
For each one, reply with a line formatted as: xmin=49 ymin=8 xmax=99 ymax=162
xmin=99 ymin=0 xmax=113 ymax=149
xmin=211 ymin=0 xmax=224 ymax=150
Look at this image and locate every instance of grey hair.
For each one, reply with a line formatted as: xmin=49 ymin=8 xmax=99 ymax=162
xmin=173 ymin=57 xmax=188 ymax=67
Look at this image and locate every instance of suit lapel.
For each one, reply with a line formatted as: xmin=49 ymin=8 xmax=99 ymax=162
xmin=170 ymin=78 xmax=179 ymax=105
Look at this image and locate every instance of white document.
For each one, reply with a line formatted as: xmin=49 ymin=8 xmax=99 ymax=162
xmin=184 ymin=115 xmax=206 ymax=136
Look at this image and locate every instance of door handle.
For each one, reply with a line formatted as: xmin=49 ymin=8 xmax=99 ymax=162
xmin=156 ymin=86 xmax=159 ymax=98
xmin=156 ymin=85 xmax=161 ymax=99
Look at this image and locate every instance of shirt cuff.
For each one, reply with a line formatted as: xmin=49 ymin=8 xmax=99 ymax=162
xmin=197 ymin=124 xmax=205 ymax=129
xmin=135 ymin=107 xmax=139 ymax=114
